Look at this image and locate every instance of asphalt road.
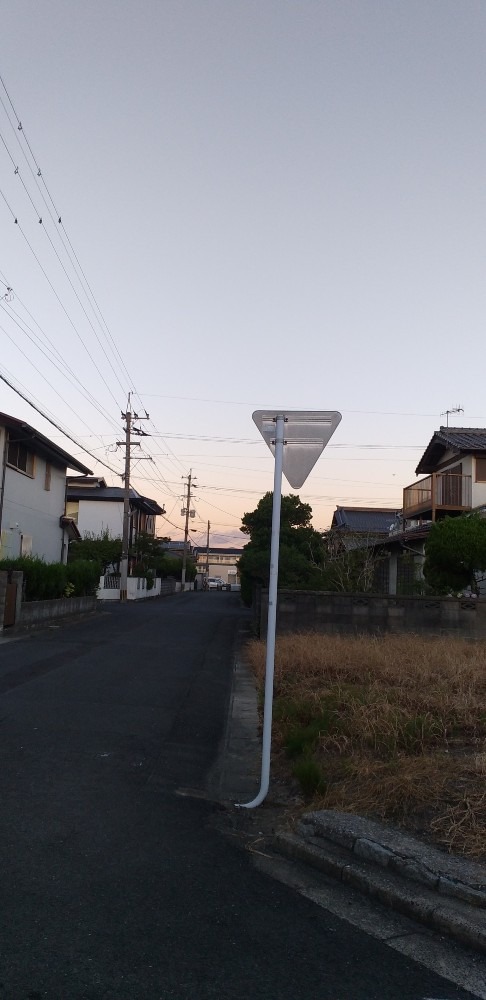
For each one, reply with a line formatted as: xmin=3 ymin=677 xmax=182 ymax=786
xmin=0 ymin=593 xmax=480 ymax=999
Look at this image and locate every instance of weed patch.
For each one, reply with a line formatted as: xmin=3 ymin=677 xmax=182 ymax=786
xmin=246 ymin=632 xmax=486 ymax=857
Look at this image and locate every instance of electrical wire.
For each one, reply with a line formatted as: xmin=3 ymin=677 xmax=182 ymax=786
xmin=0 ymin=79 xmax=134 ymax=395
xmin=0 ymin=367 xmax=122 ymax=475
xmin=0 ymin=299 xmax=120 ymax=435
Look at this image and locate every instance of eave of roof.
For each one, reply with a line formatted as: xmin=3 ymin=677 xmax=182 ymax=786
xmin=66 ymin=484 xmax=163 ymax=514
xmin=416 ymin=427 xmax=486 ymax=475
xmin=0 ymin=412 xmax=91 ymax=474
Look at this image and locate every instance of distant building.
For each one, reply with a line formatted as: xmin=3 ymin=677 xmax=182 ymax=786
xmin=194 ymin=546 xmax=243 ymax=586
xmin=157 ymin=539 xmax=195 ymax=560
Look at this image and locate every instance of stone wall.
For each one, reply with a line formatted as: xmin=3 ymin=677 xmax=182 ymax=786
xmin=256 ymin=589 xmax=486 ymax=639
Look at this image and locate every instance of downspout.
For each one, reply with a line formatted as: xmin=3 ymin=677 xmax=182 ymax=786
xmin=61 ymin=471 xmax=68 ymax=564
xmin=0 ymin=429 xmax=9 ymax=552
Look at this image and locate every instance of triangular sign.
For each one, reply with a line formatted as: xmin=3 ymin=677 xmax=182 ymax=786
xmin=253 ymin=410 xmax=342 ymax=489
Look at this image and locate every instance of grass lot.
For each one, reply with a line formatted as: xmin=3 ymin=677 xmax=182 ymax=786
xmin=245 ymin=632 xmax=486 ymax=858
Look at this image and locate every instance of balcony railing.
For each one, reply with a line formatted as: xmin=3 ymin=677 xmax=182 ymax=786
xmin=403 ymin=473 xmax=472 ymax=519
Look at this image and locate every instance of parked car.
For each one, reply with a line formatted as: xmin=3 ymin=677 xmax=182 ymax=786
xmin=207 ymin=577 xmax=224 ymax=590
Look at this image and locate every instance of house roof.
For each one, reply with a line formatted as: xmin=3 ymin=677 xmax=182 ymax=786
xmin=194 ymin=546 xmax=243 ymax=556
xmin=157 ymin=540 xmax=194 ymax=553
xmin=330 ymin=507 xmax=398 ymax=535
xmin=66 ymin=482 xmax=164 ymax=515
xmin=67 ymin=475 xmax=107 ymax=488
xmin=0 ymin=412 xmax=91 ymax=474
xmin=416 ymin=427 xmax=486 ymax=474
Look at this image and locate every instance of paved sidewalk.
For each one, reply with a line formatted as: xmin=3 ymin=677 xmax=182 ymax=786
xmin=218 ymin=646 xmax=486 ymax=955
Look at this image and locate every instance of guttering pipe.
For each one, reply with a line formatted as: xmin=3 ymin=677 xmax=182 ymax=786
xmin=0 ymin=430 xmax=9 ymax=546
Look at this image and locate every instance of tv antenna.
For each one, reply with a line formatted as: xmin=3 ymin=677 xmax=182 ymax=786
xmin=440 ymin=404 xmax=464 ymax=427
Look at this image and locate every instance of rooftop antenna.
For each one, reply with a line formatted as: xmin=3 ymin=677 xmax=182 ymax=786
xmin=440 ymin=404 xmax=464 ymax=427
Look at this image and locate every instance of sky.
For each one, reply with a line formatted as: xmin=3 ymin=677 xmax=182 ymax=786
xmin=1 ymin=0 xmax=486 ymax=547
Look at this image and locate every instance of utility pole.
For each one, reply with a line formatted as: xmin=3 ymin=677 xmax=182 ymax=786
xmin=117 ymin=394 xmax=151 ymax=601
xmin=181 ymin=470 xmax=196 ymax=591
xmin=205 ymin=520 xmax=210 ymax=579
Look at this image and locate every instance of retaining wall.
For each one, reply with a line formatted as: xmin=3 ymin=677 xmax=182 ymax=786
xmin=256 ymin=590 xmax=486 ymax=639
xmin=19 ymin=595 xmax=97 ymax=625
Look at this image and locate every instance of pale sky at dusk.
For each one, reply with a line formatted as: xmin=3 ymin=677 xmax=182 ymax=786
xmin=1 ymin=1 xmax=485 ymax=546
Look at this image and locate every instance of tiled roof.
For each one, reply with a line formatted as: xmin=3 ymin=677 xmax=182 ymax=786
xmin=436 ymin=427 xmax=486 ymax=450
xmin=331 ymin=507 xmax=398 ymax=535
xmin=416 ymin=427 xmax=486 ymax=474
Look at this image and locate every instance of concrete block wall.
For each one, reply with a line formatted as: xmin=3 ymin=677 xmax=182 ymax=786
xmin=19 ymin=596 xmax=97 ymax=625
xmin=257 ymin=590 xmax=486 ymax=639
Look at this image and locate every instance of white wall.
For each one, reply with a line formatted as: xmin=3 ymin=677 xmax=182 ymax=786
xmin=0 ymin=438 xmax=66 ymax=562
xmin=77 ymin=500 xmax=124 ymax=538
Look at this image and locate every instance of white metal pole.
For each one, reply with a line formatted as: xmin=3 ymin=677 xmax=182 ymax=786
xmin=236 ymin=413 xmax=285 ymax=809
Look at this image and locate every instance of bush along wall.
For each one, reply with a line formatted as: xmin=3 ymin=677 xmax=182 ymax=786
xmin=0 ymin=557 xmax=100 ymax=601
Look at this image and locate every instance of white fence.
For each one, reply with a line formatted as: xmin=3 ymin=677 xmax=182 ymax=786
xmin=97 ymin=576 xmax=177 ymax=601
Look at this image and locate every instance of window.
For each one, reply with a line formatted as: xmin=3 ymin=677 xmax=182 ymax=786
xmin=7 ymin=440 xmax=34 ymax=477
xmin=476 ymin=458 xmax=486 ymax=482
xmin=44 ymin=463 xmax=52 ymax=491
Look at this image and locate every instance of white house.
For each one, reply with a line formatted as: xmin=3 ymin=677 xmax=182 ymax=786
xmin=0 ymin=412 xmax=91 ymax=563
xmin=65 ymin=476 xmax=164 ymax=545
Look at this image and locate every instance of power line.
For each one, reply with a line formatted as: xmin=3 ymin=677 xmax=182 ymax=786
xmin=0 ymin=366 xmax=122 ymax=475
xmin=0 ymin=183 xmax=123 ymax=410
xmin=0 ymin=76 xmax=134 ymax=394
xmin=0 ymin=298 xmax=120 ymax=435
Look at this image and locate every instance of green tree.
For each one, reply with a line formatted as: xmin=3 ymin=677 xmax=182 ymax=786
xmin=68 ymin=530 xmax=122 ymax=574
xmin=423 ymin=514 xmax=486 ymax=596
xmin=130 ymin=532 xmax=165 ymax=572
xmin=238 ymin=492 xmax=331 ymax=605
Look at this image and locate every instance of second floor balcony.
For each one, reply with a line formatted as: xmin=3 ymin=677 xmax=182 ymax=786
xmin=403 ymin=473 xmax=472 ymax=521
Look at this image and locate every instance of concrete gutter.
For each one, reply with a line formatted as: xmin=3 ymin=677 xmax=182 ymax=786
xmin=275 ymin=811 xmax=486 ymax=953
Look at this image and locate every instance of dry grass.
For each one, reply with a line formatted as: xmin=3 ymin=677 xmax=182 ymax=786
xmin=245 ymin=632 xmax=486 ymax=858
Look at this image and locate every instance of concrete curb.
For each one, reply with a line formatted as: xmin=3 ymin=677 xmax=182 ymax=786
xmin=274 ymin=812 xmax=486 ymax=953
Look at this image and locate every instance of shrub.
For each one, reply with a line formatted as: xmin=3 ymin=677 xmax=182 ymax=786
xmin=0 ymin=556 xmax=100 ymax=600
xmin=0 ymin=557 xmax=69 ymax=600
xmin=66 ymin=559 xmax=100 ymax=597
xmin=293 ymin=757 xmax=326 ymax=798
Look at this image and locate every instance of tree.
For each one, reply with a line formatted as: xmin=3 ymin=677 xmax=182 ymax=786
xmin=68 ymin=530 xmax=122 ymax=574
xmin=130 ymin=532 xmax=164 ymax=571
xmin=238 ymin=492 xmax=331 ymax=604
xmin=322 ymin=529 xmax=386 ymax=592
xmin=423 ymin=514 xmax=486 ymax=596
